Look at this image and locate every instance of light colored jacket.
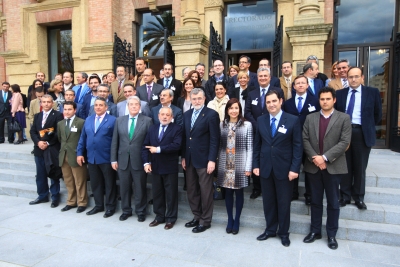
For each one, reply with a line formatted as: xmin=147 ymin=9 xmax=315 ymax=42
xmin=207 ymin=95 xmax=229 ymax=122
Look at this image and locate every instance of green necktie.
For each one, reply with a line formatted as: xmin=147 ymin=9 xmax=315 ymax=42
xmin=129 ymin=118 xmax=135 ymax=139
xmin=65 ymin=118 xmax=71 ymax=136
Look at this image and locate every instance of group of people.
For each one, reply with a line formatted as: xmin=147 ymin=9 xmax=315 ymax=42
xmin=0 ymin=54 xmax=382 ymax=251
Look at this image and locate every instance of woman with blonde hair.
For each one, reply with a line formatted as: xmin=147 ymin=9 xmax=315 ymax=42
xmin=48 ymin=79 xmax=65 ymax=111
xmin=325 ymin=61 xmax=340 ymax=86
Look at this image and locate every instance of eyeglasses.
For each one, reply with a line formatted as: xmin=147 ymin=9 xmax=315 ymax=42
xmin=348 ymin=75 xmax=361 ymax=80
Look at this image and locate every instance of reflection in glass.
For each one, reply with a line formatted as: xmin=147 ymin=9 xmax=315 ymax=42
xmin=338 ymin=50 xmax=358 ymax=67
xmin=49 ymin=28 xmax=73 ymax=79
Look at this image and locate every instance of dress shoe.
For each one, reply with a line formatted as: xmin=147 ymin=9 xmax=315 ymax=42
xmin=148 ymin=199 xmax=153 ymax=205
xmin=103 ymin=210 xmax=115 ymax=218
xmin=51 ymin=201 xmax=59 ymax=208
xmin=164 ymin=222 xmax=175 ymax=230
xmin=76 ymin=206 xmax=86 ymax=213
xmin=138 ymin=215 xmax=146 ymax=222
xmin=29 ymin=198 xmax=49 ymax=205
xmin=192 ymin=224 xmax=211 ymax=233
xmin=232 ymin=229 xmax=239 ymax=235
xmin=281 ymin=236 xmax=291 ymax=247
xmin=61 ymin=205 xmax=77 ymax=212
xmin=303 ymin=233 xmax=322 ymax=243
xmin=119 ymin=213 xmax=132 ymax=221
xmin=339 ymin=199 xmax=350 ymax=207
xmin=185 ymin=219 xmax=199 ymax=228
xmin=149 ymin=219 xmax=165 ymax=227
xmin=305 ymin=196 xmax=312 ymax=206
xmin=291 ymin=196 xmax=299 ymax=201
xmin=183 ymin=184 xmax=187 ymax=191
xmin=232 ymin=220 xmax=240 ymax=235
xmin=256 ymin=232 xmax=276 ymax=241
xmin=226 ymin=220 xmax=234 ymax=234
xmin=354 ymin=201 xmax=367 ymax=210
xmin=86 ymin=207 xmax=104 ymax=215
xmin=327 ymin=237 xmax=338 ymax=250
xmin=250 ymin=190 xmax=261 ymax=199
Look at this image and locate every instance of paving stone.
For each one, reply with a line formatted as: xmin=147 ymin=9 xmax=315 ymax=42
xmin=347 ymin=241 xmax=400 ymax=266
xmin=140 ymin=255 xmax=214 ymax=267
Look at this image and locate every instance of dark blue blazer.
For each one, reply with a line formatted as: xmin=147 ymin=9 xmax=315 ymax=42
xmin=282 ymin=93 xmax=320 ymax=127
xmin=228 ymin=71 xmax=259 ymax=98
xmin=253 ymin=111 xmax=303 ymax=179
xmin=141 ymin=123 xmax=183 ymax=175
xmin=182 ymin=106 xmax=220 ymax=168
xmin=151 ymin=104 xmax=183 ymax=126
xmin=81 ymin=92 xmax=113 ymax=119
xmin=291 ymin=78 xmax=324 ymax=98
xmin=77 ymin=113 xmax=116 ymax=164
xmin=59 ymin=103 xmax=84 ymax=119
xmin=335 ymin=85 xmax=382 ymax=147
xmin=244 ymin=86 xmax=284 ymax=130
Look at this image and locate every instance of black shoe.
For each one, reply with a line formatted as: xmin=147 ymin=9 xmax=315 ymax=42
xmin=328 ymin=237 xmax=338 ymax=250
xmin=51 ymin=201 xmax=59 ymax=208
xmin=185 ymin=219 xmax=199 ymax=228
xmin=256 ymin=232 xmax=276 ymax=241
xmin=192 ymin=224 xmax=211 ymax=233
xmin=103 ymin=210 xmax=115 ymax=218
xmin=86 ymin=207 xmax=104 ymax=215
xmin=138 ymin=215 xmax=146 ymax=222
xmin=183 ymin=184 xmax=187 ymax=191
xmin=339 ymin=199 xmax=350 ymax=207
xmin=61 ymin=205 xmax=77 ymax=212
xmin=354 ymin=201 xmax=367 ymax=210
xmin=14 ymin=140 xmax=25 ymax=145
xmin=250 ymin=190 xmax=261 ymax=199
xmin=76 ymin=206 xmax=86 ymax=213
xmin=119 ymin=213 xmax=132 ymax=221
xmin=303 ymin=233 xmax=322 ymax=243
xmin=29 ymin=198 xmax=49 ymax=205
xmin=148 ymin=199 xmax=153 ymax=205
xmin=31 ymin=150 xmax=34 ymax=154
xmin=232 ymin=228 xmax=239 ymax=235
xmin=291 ymin=196 xmax=299 ymax=201
xmin=23 ymin=138 xmax=28 ymax=142
xmin=226 ymin=220 xmax=234 ymax=234
xmin=305 ymin=196 xmax=312 ymax=206
xmin=281 ymin=236 xmax=291 ymax=247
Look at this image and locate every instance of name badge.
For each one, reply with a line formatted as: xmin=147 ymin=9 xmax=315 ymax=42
xmin=152 ymin=95 xmax=158 ymax=100
xmin=235 ymin=82 xmax=240 ymax=88
xmin=278 ymin=125 xmax=287 ymax=134
xmin=71 ymin=126 xmax=77 ymax=132
xmin=252 ymin=98 xmax=258 ymax=106
xmin=308 ymin=104 xmax=316 ymax=112
xmin=172 ymin=118 xmax=175 ymax=123
xmin=171 ymin=85 xmax=176 ymax=91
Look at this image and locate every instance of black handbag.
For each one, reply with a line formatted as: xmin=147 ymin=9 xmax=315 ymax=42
xmin=213 ymin=181 xmax=225 ymax=200
xmin=9 ymin=119 xmax=21 ymax=133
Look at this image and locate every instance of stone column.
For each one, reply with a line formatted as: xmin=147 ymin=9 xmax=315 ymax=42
xmin=204 ymin=0 xmax=224 ymax=40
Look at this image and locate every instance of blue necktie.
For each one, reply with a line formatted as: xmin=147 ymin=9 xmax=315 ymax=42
xmin=346 ymin=90 xmax=357 ymax=120
xmin=159 ymin=125 xmax=166 ymax=141
xmin=75 ymin=85 xmax=82 ymax=103
xmin=95 ymin=116 xmax=101 ymax=132
xmin=309 ymin=79 xmax=315 ymax=95
xmin=297 ymin=97 xmax=303 ymax=113
xmin=260 ymin=89 xmax=266 ymax=110
xmin=165 ymin=79 xmax=169 ymax=88
xmin=191 ymin=109 xmax=200 ymax=129
xmin=3 ymin=92 xmax=6 ymax=103
xmin=271 ymin=117 xmax=277 ymax=137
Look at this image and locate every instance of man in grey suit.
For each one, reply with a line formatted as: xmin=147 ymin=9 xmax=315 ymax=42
xmin=111 ymin=96 xmax=153 ymax=222
xmin=136 ymin=68 xmax=164 ymax=109
xmin=88 ymin=84 xmax=117 ymax=117
xmin=302 ymin=87 xmax=351 ymax=250
xmin=117 ymin=83 xmax=151 ymax=117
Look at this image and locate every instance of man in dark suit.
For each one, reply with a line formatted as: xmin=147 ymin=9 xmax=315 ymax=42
xmin=77 ymin=97 xmax=117 ymax=218
xmin=62 ymin=71 xmax=75 ymax=92
xmin=303 ymin=63 xmax=324 ymax=97
xmin=57 ymin=101 xmax=88 ymax=213
xmin=204 ymin=60 xmax=230 ymax=102
xmin=303 ymin=87 xmax=351 ymax=250
xmin=282 ymin=75 xmax=320 ymax=203
xmin=136 ymin=68 xmax=164 ymax=109
xmin=244 ymin=67 xmax=284 ymax=199
xmin=111 ymin=96 xmax=153 ymax=222
xmin=259 ymin=58 xmax=281 ymax=88
xmin=87 ymin=84 xmax=117 ymax=117
xmin=306 ymin=55 xmax=329 ymax=85
xmin=117 ymin=83 xmax=151 ymax=117
xmin=335 ymin=67 xmax=382 ymax=210
xmin=195 ymin=63 xmax=207 ymax=87
xmin=59 ymin=89 xmax=84 ymax=118
xmin=27 ymin=72 xmax=51 ymax=110
xmin=227 ymin=55 xmax=258 ymax=98
xmin=142 ymin=106 xmax=183 ymax=229
xmin=181 ymin=88 xmax=220 ymax=233
xmin=29 ymin=95 xmax=64 ymax=207
xmin=157 ymin=63 xmax=182 ymax=106
xmin=0 ymin=82 xmax=13 ymax=144
xmin=253 ymin=90 xmax=303 ymax=247
xmin=151 ymin=89 xmax=183 ymax=126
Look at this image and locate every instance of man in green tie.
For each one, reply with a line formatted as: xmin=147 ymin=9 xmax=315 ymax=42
xmin=111 ymin=96 xmax=153 ymax=222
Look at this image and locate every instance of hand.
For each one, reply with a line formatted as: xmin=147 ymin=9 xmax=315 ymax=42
xmin=318 ymin=162 xmax=327 ymax=170
xmin=145 ymin=146 xmax=157 ymax=154
xmin=312 ymin=155 xmax=325 ymax=166
xmin=181 ymin=158 xmax=186 ymax=170
xmin=38 ymin=141 xmax=48 ymax=150
xmin=77 ymin=156 xmax=85 ymax=166
xmin=245 ymin=171 xmax=251 ymax=176
xmin=111 ymin=162 xmax=118 ymax=171
xmin=144 ymin=164 xmax=152 ymax=173
xmin=288 ymin=171 xmax=298 ymax=181
xmin=12 ymin=113 xmax=15 ymax=117
xmin=207 ymin=161 xmax=215 ymax=174
xmin=253 ymin=168 xmax=260 ymax=176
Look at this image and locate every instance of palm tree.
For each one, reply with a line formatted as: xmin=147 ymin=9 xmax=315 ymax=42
xmin=142 ymin=11 xmax=175 ymax=56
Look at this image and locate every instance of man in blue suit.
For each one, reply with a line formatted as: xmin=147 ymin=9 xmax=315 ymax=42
xmin=253 ymin=90 xmax=303 ymax=247
xmin=72 ymin=72 xmax=90 ymax=104
xmin=335 ymin=67 xmax=382 ymax=210
xmin=181 ymin=88 xmax=220 ymax=233
xmin=302 ymin=63 xmax=324 ymax=97
xmin=282 ymin=75 xmax=320 ymax=203
xmin=151 ymin=89 xmax=183 ymax=126
xmin=142 ymin=106 xmax=183 ymax=230
xmin=244 ymin=67 xmax=284 ymax=199
xmin=77 ymin=97 xmax=117 ymax=218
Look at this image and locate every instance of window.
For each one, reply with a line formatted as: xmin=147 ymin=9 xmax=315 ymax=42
xmin=48 ymin=26 xmax=73 ymax=79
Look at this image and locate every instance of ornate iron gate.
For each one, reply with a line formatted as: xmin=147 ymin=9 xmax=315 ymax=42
xmin=272 ymin=16 xmax=283 ymax=77
xmin=163 ymin=28 xmax=175 ymax=68
xmin=209 ymin=22 xmax=224 ymax=69
xmin=390 ymin=32 xmax=400 ymax=152
xmin=113 ymin=32 xmax=136 ymax=77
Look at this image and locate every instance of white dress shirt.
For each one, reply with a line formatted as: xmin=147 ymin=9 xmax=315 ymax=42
xmin=295 ymin=93 xmax=307 ymax=110
xmin=345 ymin=85 xmax=362 ymax=125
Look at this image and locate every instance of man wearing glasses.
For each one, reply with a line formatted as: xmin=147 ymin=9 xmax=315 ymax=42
xmin=205 ymin=59 xmax=230 ymax=102
xmin=87 ymin=84 xmax=117 ymax=117
xmin=136 ymin=68 xmax=164 ymax=109
xmin=228 ymin=55 xmax=258 ymax=98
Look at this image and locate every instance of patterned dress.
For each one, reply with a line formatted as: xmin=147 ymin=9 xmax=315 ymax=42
xmin=222 ymin=123 xmax=237 ymax=189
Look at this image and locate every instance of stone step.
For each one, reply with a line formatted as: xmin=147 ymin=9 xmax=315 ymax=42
xmin=0 ymin=158 xmax=36 ymax=172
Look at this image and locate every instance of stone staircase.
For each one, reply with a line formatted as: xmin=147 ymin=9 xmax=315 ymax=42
xmin=1 ymin=142 xmax=400 ymax=246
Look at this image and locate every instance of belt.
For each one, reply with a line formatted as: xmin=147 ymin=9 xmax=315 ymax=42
xmin=351 ymin=124 xmax=361 ymax=128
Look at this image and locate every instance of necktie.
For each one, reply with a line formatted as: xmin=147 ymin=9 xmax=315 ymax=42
xmin=260 ymin=89 xmax=266 ymax=110
xmin=297 ymin=97 xmax=303 ymax=113
xmin=3 ymin=92 xmax=6 ymax=103
xmin=309 ymin=79 xmax=315 ymax=94
xmin=286 ymin=78 xmax=291 ymax=88
xmin=271 ymin=117 xmax=277 ymax=137
xmin=342 ymin=78 xmax=348 ymax=88
xmin=75 ymin=85 xmax=82 ymax=103
xmin=158 ymin=125 xmax=166 ymax=141
xmin=118 ymin=80 xmax=123 ymax=94
xmin=65 ymin=118 xmax=71 ymax=136
xmin=95 ymin=116 xmax=101 ymax=133
xmin=147 ymin=85 xmax=152 ymax=101
xmin=346 ymin=90 xmax=357 ymax=120
xmin=191 ymin=109 xmax=200 ymax=129
xmin=165 ymin=79 xmax=169 ymax=88
xmin=42 ymin=112 xmax=48 ymax=128
xmin=129 ymin=117 xmax=135 ymax=139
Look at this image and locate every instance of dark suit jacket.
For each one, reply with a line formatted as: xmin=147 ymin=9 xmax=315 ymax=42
xmin=182 ymin=106 xmax=220 ymax=168
xmin=244 ymin=86 xmax=284 ymax=130
xmin=335 ymin=85 xmax=382 ymax=147
xmin=291 ymin=78 xmax=324 ymax=99
xmin=282 ymin=93 xmax=321 ymax=127
xmin=227 ymin=71 xmax=259 ymax=98
xmin=0 ymin=90 xmax=12 ymax=117
xmin=151 ymin=104 xmax=183 ymax=126
xmin=77 ymin=113 xmax=116 ymax=164
xmin=157 ymin=77 xmax=183 ymax=106
xmin=176 ymin=97 xmax=192 ymax=112
xmin=30 ymin=109 xmax=64 ymax=157
xmin=59 ymin=103 xmax=84 ymax=119
xmin=253 ymin=111 xmax=303 ymax=179
xmin=136 ymin=83 xmax=164 ymax=109
xmin=232 ymin=86 xmax=256 ymax=103
xmin=141 ymin=123 xmax=183 ymax=175
xmin=110 ymin=114 xmax=153 ymax=171
xmin=88 ymin=101 xmax=117 ymax=118
xmin=81 ymin=92 xmax=113 ymax=119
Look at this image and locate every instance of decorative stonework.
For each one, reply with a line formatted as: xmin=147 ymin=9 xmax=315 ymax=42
xmin=294 ymin=0 xmax=324 ymax=25
xmin=204 ymin=0 xmax=223 ymax=8
xmin=0 ymin=14 xmax=6 ymax=37
xmin=147 ymin=0 xmax=159 ymax=12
